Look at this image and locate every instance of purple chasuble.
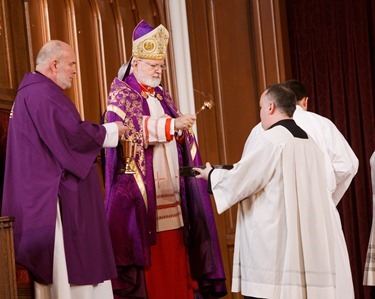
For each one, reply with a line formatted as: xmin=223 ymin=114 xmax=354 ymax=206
xmin=105 ymin=74 xmax=227 ymax=297
xmin=1 ymin=72 xmax=117 ymax=285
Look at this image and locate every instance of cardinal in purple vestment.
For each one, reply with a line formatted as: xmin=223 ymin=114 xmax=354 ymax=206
xmin=104 ymin=20 xmax=227 ymax=298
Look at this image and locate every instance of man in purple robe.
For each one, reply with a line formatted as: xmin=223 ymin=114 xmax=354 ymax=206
xmin=104 ymin=20 xmax=227 ymax=298
xmin=2 ymin=40 xmax=126 ymax=298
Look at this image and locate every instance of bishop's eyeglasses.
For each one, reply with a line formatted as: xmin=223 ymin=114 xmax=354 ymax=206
xmin=138 ymin=60 xmax=167 ymax=71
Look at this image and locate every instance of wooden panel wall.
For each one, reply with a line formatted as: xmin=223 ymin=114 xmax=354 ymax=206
xmin=0 ymin=216 xmax=17 ymax=299
xmin=0 ymin=0 xmax=172 ymax=123
xmin=0 ymin=0 xmax=29 ymax=109
xmin=186 ymin=1 xmax=291 ymax=298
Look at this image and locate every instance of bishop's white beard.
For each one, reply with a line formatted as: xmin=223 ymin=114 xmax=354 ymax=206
xmin=138 ymin=75 xmax=161 ymax=88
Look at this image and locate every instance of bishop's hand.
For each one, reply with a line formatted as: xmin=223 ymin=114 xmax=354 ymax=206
xmin=175 ymin=114 xmax=196 ymax=130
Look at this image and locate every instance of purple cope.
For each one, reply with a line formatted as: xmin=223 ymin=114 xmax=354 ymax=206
xmin=104 ymin=73 xmax=227 ymax=297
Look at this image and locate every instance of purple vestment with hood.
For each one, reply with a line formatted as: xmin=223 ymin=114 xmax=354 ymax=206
xmin=1 ymin=72 xmax=117 ymax=285
xmin=104 ymin=73 xmax=227 ymax=298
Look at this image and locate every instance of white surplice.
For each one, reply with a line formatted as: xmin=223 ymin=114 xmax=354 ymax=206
xmin=211 ymin=125 xmax=337 ymax=298
xmin=292 ymin=106 xmax=358 ymax=205
xmin=246 ymin=107 xmax=357 ymax=298
xmin=363 ymin=151 xmax=375 ymax=285
xmin=247 ymin=106 xmax=358 ymax=205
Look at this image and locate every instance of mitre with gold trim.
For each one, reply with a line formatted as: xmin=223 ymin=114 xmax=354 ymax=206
xmin=132 ymin=20 xmax=169 ymax=60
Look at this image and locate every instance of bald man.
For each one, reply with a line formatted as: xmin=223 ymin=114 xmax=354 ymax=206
xmin=2 ymin=40 xmax=126 ymax=299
